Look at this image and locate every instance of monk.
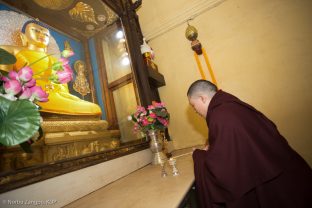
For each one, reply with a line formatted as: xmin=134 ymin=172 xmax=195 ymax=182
xmin=187 ymin=80 xmax=312 ymax=208
xmin=0 ymin=20 xmax=101 ymax=116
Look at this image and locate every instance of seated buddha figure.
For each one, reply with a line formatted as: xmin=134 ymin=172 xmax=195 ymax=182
xmin=0 ymin=20 xmax=101 ymax=116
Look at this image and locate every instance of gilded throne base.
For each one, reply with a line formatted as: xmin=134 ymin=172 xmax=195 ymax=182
xmin=0 ymin=113 xmax=120 ymax=172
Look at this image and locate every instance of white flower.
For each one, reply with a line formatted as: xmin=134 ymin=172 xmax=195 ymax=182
xmin=127 ymin=115 xmax=133 ymax=121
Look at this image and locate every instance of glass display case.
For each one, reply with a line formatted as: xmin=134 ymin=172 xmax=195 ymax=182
xmin=0 ymin=0 xmax=165 ymax=193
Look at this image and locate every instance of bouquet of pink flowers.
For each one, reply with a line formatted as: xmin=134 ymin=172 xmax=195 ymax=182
xmin=0 ymin=48 xmax=74 ymax=152
xmin=0 ymin=48 xmax=74 ymax=102
xmin=128 ymin=101 xmax=170 ymax=133
xmin=0 ymin=67 xmax=49 ymax=102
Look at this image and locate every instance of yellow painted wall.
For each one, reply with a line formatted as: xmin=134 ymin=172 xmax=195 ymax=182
xmin=138 ymin=0 xmax=312 ymax=165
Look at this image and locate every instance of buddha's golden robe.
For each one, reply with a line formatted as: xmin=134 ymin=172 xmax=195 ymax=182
xmin=14 ymin=49 xmax=101 ymax=116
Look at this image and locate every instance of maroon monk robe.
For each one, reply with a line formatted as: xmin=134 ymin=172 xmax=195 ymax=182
xmin=193 ymin=90 xmax=312 ymax=208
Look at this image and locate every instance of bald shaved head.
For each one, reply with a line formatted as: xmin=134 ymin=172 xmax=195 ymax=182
xmin=187 ymin=79 xmax=217 ymax=98
xmin=187 ymin=80 xmax=218 ymax=117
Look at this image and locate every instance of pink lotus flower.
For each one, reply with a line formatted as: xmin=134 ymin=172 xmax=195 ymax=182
xmin=30 ymin=86 xmax=49 ymax=102
xmin=24 ymin=78 xmax=36 ymax=88
xmin=153 ymin=101 xmax=165 ymax=108
xmin=157 ymin=117 xmax=169 ymax=126
xmin=18 ymin=66 xmax=33 ymax=82
xmin=56 ymin=66 xmax=73 ymax=84
xmin=147 ymin=105 xmax=155 ymax=110
xmin=19 ymin=87 xmax=32 ymax=100
xmin=4 ymin=79 xmax=22 ymax=95
xmin=136 ymin=106 xmax=147 ymax=116
xmin=1 ymin=76 xmax=9 ymax=82
xmin=61 ymin=49 xmax=74 ymax=58
xmin=142 ymin=118 xmax=149 ymax=126
xmin=136 ymin=106 xmax=145 ymax=112
xmin=59 ymin=57 xmax=69 ymax=66
xmin=149 ymin=113 xmax=157 ymax=118
xmin=8 ymin=71 xmax=18 ymax=80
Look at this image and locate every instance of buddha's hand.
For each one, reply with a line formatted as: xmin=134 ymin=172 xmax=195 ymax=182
xmin=58 ymin=92 xmax=80 ymax=101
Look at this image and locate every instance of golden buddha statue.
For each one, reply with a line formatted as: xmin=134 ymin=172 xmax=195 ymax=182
xmin=0 ymin=20 xmax=101 ymax=116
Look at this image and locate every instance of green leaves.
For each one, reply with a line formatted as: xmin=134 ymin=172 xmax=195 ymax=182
xmin=0 ymin=97 xmax=40 ymax=146
xmin=51 ymin=61 xmax=63 ymax=71
xmin=0 ymin=48 xmax=16 ymax=65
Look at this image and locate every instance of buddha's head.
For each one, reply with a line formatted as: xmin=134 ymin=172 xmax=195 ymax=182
xmin=21 ymin=20 xmax=50 ymax=50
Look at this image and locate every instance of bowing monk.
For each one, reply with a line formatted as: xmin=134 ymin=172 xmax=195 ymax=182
xmin=187 ymin=79 xmax=312 ymax=208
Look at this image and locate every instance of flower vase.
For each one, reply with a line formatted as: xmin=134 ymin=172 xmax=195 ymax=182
xmin=148 ymin=129 xmax=167 ymax=165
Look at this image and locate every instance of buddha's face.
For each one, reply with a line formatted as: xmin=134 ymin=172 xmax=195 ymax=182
xmin=24 ymin=23 xmax=50 ymax=48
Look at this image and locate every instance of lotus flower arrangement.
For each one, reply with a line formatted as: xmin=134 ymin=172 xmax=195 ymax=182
xmin=0 ymin=48 xmax=74 ymax=152
xmin=1 ymin=67 xmax=49 ymax=102
xmin=128 ymin=101 xmax=170 ymax=133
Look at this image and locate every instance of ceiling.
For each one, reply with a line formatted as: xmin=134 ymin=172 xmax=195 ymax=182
xmin=1 ymin=0 xmax=119 ymax=40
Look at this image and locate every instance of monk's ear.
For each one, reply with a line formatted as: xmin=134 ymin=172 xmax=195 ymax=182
xmin=200 ymin=95 xmax=208 ymax=104
xmin=20 ymin=33 xmax=27 ymax=46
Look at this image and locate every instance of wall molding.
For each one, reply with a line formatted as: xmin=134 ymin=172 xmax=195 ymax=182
xmin=142 ymin=0 xmax=226 ymax=41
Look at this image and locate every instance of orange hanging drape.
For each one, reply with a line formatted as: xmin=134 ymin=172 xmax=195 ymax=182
xmin=194 ymin=48 xmax=218 ymax=89
xmin=194 ymin=52 xmax=206 ymax=80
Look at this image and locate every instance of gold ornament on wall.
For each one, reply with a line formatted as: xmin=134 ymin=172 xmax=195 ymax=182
xmin=64 ymin=40 xmax=73 ymax=51
xmin=69 ymin=2 xmax=98 ymax=25
xmin=185 ymin=22 xmax=218 ymax=87
xmin=185 ymin=23 xmax=202 ymax=55
xmin=32 ymin=0 xmax=74 ymax=10
xmin=69 ymin=2 xmax=118 ymax=38
xmin=185 ymin=24 xmax=198 ymax=41
xmin=73 ymin=60 xmax=91 ymax=98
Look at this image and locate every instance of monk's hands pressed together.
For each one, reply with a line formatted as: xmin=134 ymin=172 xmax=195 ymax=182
xmin=203 ymin=145 xmax=209 ymax=151
xmin=192 ymin=145 xmax=209 ymax=153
